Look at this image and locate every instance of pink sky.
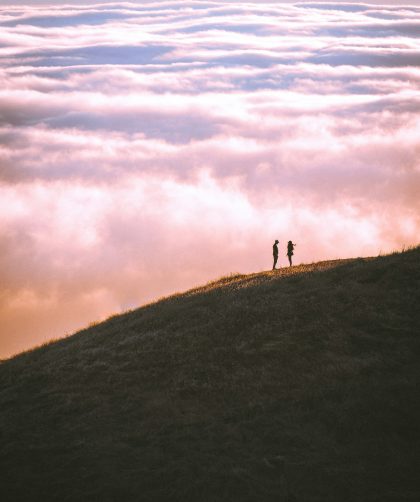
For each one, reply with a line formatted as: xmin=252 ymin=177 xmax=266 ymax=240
xmin=1 ymin=1 xmax=419 ymax=358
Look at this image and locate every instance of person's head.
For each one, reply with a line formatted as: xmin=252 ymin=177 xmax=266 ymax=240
xmin=275 ymin=239 xmax=279 ymax=244
xmin=288 ymin=240 xmax=292 ymax=244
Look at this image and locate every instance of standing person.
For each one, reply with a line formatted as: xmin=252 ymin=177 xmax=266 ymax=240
xmin=287 ymin=240 xmax=296 ymax=266
xmin=272 ymin=240 xmax=279 ymax=270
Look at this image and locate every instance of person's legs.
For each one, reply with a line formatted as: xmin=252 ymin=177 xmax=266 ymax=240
xmin=273 ymin=255 xmax=278 ymax=270
xmin=288 ymin=254 xmax=292 ymax=266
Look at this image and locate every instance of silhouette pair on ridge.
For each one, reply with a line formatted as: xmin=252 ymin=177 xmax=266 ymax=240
xmin=273 ymin=239 xmax=296 ymax=270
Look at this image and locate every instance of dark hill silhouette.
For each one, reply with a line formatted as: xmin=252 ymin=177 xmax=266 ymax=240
xmin=1 ymin=248 xmax=419 ymax=501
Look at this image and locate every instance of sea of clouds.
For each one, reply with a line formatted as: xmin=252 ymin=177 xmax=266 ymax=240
xmin=1 ymin=1 xmax=419 ymax=357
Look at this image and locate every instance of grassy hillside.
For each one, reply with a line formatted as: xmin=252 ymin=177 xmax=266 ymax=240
xmin=1 ymin=248 xmax=419 ymax=502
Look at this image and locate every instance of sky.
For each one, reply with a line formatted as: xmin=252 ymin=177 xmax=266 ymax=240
xmin=0 ymin=1 xmax=419 ymax=359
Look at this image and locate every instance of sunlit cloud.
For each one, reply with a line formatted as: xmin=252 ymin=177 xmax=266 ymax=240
xmin=0 ymin=1 xmax=419 ymax=358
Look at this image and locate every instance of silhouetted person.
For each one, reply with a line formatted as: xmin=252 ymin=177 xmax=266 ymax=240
xmin=273 ymin=239 xmax=279 ymax=270
xmin=287 ymin=240 xmax=296 ymax=266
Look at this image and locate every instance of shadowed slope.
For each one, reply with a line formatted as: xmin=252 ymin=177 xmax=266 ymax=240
xmin=1 ymin=249 xmax=419 ymax=502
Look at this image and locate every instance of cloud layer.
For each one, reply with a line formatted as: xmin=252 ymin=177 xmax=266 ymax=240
xmin=1 ymin=1 xmax=419 ymax=358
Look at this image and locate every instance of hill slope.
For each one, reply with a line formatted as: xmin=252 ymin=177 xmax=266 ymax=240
xmin=1 ymin=249 xmax=419 ymax=502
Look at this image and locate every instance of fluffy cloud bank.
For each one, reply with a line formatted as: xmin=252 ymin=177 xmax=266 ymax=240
xmin=1 ymin=1 xmax=419 ymax=358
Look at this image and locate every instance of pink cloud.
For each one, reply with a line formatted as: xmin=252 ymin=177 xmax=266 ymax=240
xmin=0 ymin=1 xmax=419 ymax=358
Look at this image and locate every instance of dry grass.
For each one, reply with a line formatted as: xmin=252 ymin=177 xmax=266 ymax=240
xmin=0 ymin=248 xmax=419 ymax=501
